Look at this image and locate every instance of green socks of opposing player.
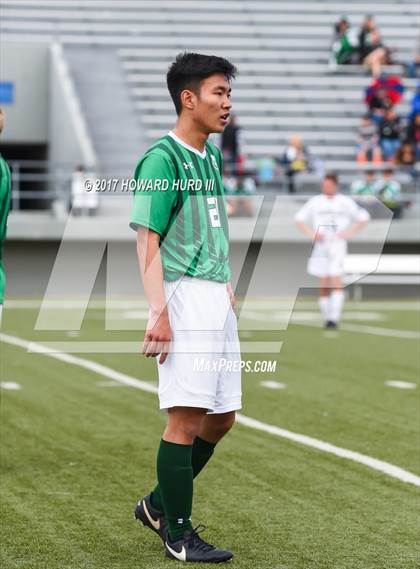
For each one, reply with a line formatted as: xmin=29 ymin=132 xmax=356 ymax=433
xmin=150 ymin=436 xmax=216 ymax=541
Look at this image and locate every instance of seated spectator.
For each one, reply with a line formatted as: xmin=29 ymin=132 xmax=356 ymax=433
xmin=379 ymin=108 xmax=402 ymax=160
xmin=257 ymin=156 xmax=275 ymax=186
xmin=368 ymin=88 xmax=393 ymax=123
xmin=395 ymin=141 xmax=417 ymax=179
xmin=278 ymin=135 xmax=313 ymax=194
xmin=405 ymin=111 xmax=420 ymax=160
xmin=223 ymin=172 xmax=256 ymax=217
xmin=71 ymin=164 xmax=98 ymax=216
xmin=350 ymin=169 xmax=378 ymax=196
xmin=359 ymin=16 xmax=390 ymax=78
xmin=330 ymin=17 xmax=359 ymax=69
xmin=356 ymin=115 xmax=382 ymax=163
xmin=376 ymin=167 xmax=403 ymax=218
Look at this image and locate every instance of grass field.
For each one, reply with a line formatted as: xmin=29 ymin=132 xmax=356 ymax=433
xmin=1 ymin=297 xmax=419 ymax=569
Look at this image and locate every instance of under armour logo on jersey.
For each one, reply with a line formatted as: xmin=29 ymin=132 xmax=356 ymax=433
xmin=183 ymin=161 xmax=194 ymax=170
xmin=210 ymin=155 xmax=219 ymax=171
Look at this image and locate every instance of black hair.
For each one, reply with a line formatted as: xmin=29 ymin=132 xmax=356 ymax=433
xmin=167 ymin=52 xmax=237 ymax=115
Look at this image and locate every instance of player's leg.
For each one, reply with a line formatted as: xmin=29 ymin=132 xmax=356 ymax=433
xmin=329 ymin=276 xmax=345 ymax=326
xmin=198 ymin=411 xmax=236 ymax=444
xmin=135 ymin=406 xmax=206 ymax=541
xmin=136 ymin=404 xmax=233 ymax=562
xmin=157 ymin=406 xmax=207 ymax=540
xmin=160 ymin=407 xmax=233 ymax=561
xmin=165 ymin=411 xmax=236 ymax=486
xmin=149 ymin=415 xmax=231 ymax=515
xmin=319 ymin=276 xmax=331 ymax=326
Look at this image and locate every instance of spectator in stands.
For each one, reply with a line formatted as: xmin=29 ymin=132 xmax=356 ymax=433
xmin=223 ymin=172 xmax=255 ymax=217
xmin=375 ymin=167 xmax=403 ymax=218
xmin=395 ymin=141 xmax=417 ymax=180
xmin=257 ymin=156 xmax=275 ymax=187
xmin=405 ymin=111 xmax=420 ymax=160
xmin=368 ymin=88 xmax=393 ymax=123
xmin=379 ymin=107 xmax=402 ymax=161
xmin=356 ymin=115 xmax=382 ymax=163
xmin=359 ymin=16 xmax=390 ymax=78
xmin=405 ymin=40 xmax=420 ymax=79
xmin=330 ymin=17 xmax=359 ymax=69
xmin=279 ymin=135 xmax=313 ymax=194
xmin=71 ymin=164 xmax=98 ymax=216
xmin=221 ymin=114 xmax=243 ymax=176
xmin=408 ymin=81 xmax=420 ymax=119
xmin=350 ymin=169 xmax=378 ymax=196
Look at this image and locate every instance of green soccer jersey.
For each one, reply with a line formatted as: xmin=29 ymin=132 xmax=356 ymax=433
xmin=0 ymin=154 xmax=11 ymax=304
xmin=130 ymin=132 xmax=231 ymax=283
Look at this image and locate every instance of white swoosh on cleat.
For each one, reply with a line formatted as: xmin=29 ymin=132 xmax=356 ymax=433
xmin=166 ymin=542 xmax=187 ymax=562
xmin=143 ymin=501 xmax=160 ymax=531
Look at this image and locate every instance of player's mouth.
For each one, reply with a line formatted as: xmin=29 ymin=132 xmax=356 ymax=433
xmin=220 ymin=113 xmax=230 ymax=125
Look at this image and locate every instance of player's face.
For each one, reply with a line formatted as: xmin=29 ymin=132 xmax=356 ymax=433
xmin=322 ymin=179 xmax=337 ymax=196
xmin=194 ymin=74 xmax=232 ymax=134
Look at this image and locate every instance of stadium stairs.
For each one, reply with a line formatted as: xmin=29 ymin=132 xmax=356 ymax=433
xmin=1 ymin=0 xmax=418 ymax=191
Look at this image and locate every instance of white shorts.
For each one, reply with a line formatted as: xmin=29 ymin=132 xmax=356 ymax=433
xmin=307 ymin=238 xmax=347 ymax=278
xmin=157 ymin=277 xmax=242 ymax=414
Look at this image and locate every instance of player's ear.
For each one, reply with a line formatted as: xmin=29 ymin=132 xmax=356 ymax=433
xmin=180 ymin=89 xmax=196 ymax=111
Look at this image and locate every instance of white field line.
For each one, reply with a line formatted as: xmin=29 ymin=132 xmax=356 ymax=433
xmin=260 ymin=381 xmax=287 ymax=390
xmin=385 ymin=380 xmax=417 ymax=390
xmin=295 ymin=320 xmax=420 ymax=340
xmin=4 ymin=299 xmax=420 ymax=311
xmin=243 ymin=310 xmax=419 ymax=339
xmin=1 ymin=332 xmax=419 ymax=488
xmin=0 ymin=382 xmax=22 ymax=390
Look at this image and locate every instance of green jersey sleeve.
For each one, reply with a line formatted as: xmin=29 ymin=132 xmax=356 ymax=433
xmin=130 ymin=152 xmax=178 ymax=236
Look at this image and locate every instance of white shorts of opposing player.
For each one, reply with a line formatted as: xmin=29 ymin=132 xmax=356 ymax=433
xmin=158 ymin=277 xmax=242 ymax=414
xmin=307 ymin=236 xmax=347 ymax=278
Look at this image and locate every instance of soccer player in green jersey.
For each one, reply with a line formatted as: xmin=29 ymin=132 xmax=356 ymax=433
xmin=130 ymin=53 xmax=240 ymax=563
xmin=0 ymin=109 xmax=11 ymax=326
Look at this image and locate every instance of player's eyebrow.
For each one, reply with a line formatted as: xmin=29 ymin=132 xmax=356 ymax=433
xmin=214 ymin=85 xmax=231 ymax=93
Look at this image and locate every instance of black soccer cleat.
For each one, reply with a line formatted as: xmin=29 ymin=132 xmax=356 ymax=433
xmin=325 ymin=320 xmax=338 ymax=329
xmin=165 ymin=525 xmax=233 ymax=563
xmin=134 ymin=493 xmax=168 ymax=542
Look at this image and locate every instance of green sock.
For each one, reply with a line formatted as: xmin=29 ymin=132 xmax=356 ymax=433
xmin=155 ymin=439 xmax=193 ymax=542
xmin=151 ymin=436 xmax=216 ymax=514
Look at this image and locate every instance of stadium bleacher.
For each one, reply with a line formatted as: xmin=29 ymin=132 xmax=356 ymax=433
xmin=1 ymin=0 xmax=418 ymax=185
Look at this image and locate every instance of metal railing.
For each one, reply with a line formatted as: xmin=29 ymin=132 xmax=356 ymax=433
xmin=6 ymin=159 xmax=420 ymax=212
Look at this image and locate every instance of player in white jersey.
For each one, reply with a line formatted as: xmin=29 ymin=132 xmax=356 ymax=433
xmin=295 ymin=172 xmax=370 ymax=328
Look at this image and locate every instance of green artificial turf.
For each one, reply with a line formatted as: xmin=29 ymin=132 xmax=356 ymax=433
xmin=1 ymin=298 xmax=419 ymax=569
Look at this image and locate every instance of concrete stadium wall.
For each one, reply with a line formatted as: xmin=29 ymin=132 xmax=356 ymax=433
xmin=0 ymin=43 xmax=48 ymax=143
xmin=0 ymin=42 xmax=94 ymax=170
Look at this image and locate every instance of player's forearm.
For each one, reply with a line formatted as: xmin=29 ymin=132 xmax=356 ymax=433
xmin=348 ymin=220 xmax=368 ymax=237
xmin=136 ymin=227 xmax=167 ymax=315
xmin=296 ymin=221 xmax=316 ymax=240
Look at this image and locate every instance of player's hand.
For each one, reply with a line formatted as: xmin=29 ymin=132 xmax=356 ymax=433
xmin=314 ymin=232 xmax=324 ymax=241
xmin=142 ymin=308 xmax=172 ymax=364
xmin=227 ymin=282 xmax=236 ymax=314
